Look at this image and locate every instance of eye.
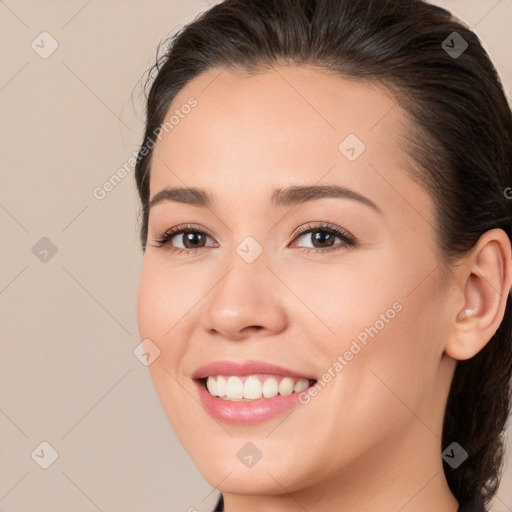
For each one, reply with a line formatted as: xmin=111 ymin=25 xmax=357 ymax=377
xmin=149 ymin=221 xmax=356 ymax=255
xmin=149 ymin=224 xmax=217 ymax=255
xmin=290 ymin=222 xmax=356 ymax=253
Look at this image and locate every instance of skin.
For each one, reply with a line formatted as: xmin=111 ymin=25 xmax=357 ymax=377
xmin=136 ymin=65 xmax=512 ymax=512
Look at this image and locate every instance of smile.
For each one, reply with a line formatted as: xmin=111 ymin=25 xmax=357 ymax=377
xmin=191 ymin=360 xmax=318 ymax=424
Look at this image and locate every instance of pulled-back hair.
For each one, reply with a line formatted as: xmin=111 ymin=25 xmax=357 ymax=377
xmin=134 ymin=0 xmax=512 ymax=507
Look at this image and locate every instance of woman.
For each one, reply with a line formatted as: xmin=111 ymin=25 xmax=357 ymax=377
xmin=134 ymin=0 xmax=512 ymax=510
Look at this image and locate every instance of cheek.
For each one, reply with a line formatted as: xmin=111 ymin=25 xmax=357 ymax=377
xmin=284 ymin=251 xmax=402 ymax=347
xmin=136 ymin=257 xmax=189 ymax=378
xmin=136 ymin=258 xmax=192 ymax=417
xmin=137 ymin=257 xmax=192 ymax=339
xmin=300 ymin=254 xmax=442 ymax=416
xmin=312 ymin=299 xmax=440 ymax=467
xmin=346 ymin=278 xmax=445 ymax=418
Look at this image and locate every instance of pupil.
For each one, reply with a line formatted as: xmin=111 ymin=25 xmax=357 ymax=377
xmin=184 ymin=231 xmax=204 ymax=248
xmin=313 ymin=230 xmax=334 ymax=247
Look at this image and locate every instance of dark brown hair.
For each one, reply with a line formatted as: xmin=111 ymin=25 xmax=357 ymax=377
xmin=134 ymin=0 xmax=512 ymax=507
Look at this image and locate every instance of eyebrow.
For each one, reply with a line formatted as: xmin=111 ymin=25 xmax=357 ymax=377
xmin=148 ymin=184 xmax=382 ymax=213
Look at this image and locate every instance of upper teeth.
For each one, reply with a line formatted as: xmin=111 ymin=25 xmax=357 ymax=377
xmin=205 ymin=375 xmax=311 ymax=401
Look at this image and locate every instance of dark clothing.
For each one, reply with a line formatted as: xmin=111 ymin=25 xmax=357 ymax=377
xmin=213 ymin=493 xmax=224 ymax=511
xmin=212 ymin=493 xmax=486 ymax=511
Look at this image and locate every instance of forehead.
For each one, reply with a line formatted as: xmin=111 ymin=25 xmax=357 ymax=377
xmin=149 ymin=65 xmax=430 ymax=221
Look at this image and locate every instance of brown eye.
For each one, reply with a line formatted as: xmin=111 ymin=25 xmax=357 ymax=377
xmin=297 ymin=228 xmax=338 ymax=249
xmin=176 ymin=231 xmax=209 ymax=249
xmin=291 ymin=222 xmax=356 ymax=253
xmin=151 ymin=224 xmax=217 ymax=253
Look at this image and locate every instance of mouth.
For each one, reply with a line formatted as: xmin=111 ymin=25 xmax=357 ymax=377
xmin=197 ymin=374 xmax=318 ymax=401
xmin=191 ymin=360 xmax=319 ymax=422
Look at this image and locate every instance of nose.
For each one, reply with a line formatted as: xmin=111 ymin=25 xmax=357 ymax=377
xmin=201 ymin=249 xmax=288 ymax=341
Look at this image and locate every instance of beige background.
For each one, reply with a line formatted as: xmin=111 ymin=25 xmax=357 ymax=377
xmin=1 ymin=1 xmax=511 ymax=511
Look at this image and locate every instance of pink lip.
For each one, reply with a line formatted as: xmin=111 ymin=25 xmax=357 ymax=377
xmin=193 ymin=379 xmax=312 ymax=425
xmin=191 ymin=360 xmax=316 ymax=380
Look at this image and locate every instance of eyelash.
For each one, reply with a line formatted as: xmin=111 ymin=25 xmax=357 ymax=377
xmin=150 ymin=222 xmax=356 ymax=256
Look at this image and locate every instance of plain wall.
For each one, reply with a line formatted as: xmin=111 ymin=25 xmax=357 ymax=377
xmin=1 ymin=0 xmax=511 ymax=510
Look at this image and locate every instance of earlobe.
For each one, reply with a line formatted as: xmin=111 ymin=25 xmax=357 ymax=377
xmin=445 ymin=229 xmax=512 ymax=361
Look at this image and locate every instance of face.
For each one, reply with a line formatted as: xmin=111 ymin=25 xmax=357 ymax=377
xmin=137 ymin=66 xmax=456 ymax=496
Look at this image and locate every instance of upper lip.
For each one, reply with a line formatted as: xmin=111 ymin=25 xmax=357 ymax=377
xmin=192 ymin=360 xmax=317 ymax=381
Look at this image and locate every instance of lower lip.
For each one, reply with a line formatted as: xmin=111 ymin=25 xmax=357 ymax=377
xmin=194 ymin=379 xmax=311 ymax=425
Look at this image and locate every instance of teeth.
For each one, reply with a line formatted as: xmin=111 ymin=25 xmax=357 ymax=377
xmin=293 ymin=379 xmax=309 ymax=392
xmin=216 ymin=376 xmax=227 ymax=397
xmin=226 ymin=376 xmax=244 ymax=399
xmin=204 ymin=375 xmax=313 ymax=401
xmin=206 ymin=376 xmax=226 ymax=397
xmin=206 ymin=377 xmax=216 ymax=396
xmin=244 ymin=376 xmax=263 ymax=399
xmin=278 ymin=377 xmax=294 ymax=396
xmin=262 ymin=377 xmax=279 ymax=398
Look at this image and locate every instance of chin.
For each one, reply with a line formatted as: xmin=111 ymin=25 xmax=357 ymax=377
xmin=191 ymin=450 xmax=315 ymax=497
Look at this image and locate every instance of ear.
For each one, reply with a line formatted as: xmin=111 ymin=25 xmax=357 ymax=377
xmin=445 ymin=228 xmax=512 ymax=361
